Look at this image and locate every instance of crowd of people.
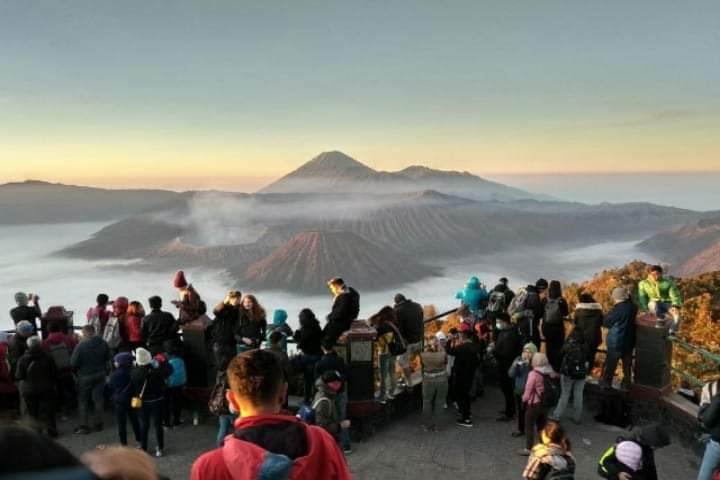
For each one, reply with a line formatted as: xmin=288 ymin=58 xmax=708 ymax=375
xmin=0 ymin=264 xmax=716 ymax=480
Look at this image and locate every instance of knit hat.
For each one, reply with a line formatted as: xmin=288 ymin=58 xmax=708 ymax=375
xmin=611 ymin=287 xmax=630 ymax=303
xmin=615 ymin=441 xmax=643 ymax=471
xmin=14 ymin=292 xmax=28 ymax=307
xmin=134 ymin=347 xmax=152 ymax=366
xmin=272 ymin=309 xmax=288 ymax=326
xmin=173 ymin=270 xmax=188 ymax=289
xmin=522 ymin=342 xmax=538 ymax=355
xmin=16 ymin=320 xmax=35 ymax=336
xmin=113 ymin=352 xmax=133 ymax=368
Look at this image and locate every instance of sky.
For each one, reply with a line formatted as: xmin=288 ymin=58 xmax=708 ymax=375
xmin=1 ymin=1 xmax=719 ymax=192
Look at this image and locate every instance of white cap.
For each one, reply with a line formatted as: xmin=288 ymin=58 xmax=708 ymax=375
xmin=134 ymin=347 xmax=152 ymax=366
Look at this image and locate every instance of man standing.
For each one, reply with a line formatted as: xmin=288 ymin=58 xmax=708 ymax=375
xmin=446 ymin=328 xmax=482 ymax=428
xmin=71 ymin=324 xmax=111 ymax=434
xmin=393 ymin=293 xmax=424 ymax=388
xmin=494 ymin=313 xmax=522 ymax=422
xmin=10 ymin=292 xmax=42 ymax=335
xmin=637 ymin=265 xmax=683 ymax=332
xmin=16 ymin=336 xmax=58 ymax=437
xmin=141 ymin=296 xmax=179 ymax=355
xmin=323 ymin=278 xmax=360 ymax=346
xmin=601 ymin=287 xmax=638 ymax=390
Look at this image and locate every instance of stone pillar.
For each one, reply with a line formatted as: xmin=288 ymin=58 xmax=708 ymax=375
xmin=633 ymin=319 xmax=672 ymax=392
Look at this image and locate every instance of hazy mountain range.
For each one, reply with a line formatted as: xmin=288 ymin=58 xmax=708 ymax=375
xmin=3 ymin=151 xmax=718 ymax=292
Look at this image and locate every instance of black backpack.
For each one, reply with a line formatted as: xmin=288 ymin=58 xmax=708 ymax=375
xmin=544 ymin=298 xmax=564 ymax=324
xmin=561 ymin=344 xmax=588 ymax=380
xmin=487 ymin=291 xmax=507 ymax=313
xmin=540 ymin=373 xmax=561 ymax=408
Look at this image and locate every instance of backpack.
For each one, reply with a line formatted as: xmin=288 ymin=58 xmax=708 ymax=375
xmin=487 ymin=291 xmax=507 ymax=313
xmin=507 ymin=288 xmax=528 ymax=316
xmin=544 ymin=298 xmax=564 ymax=325
xmin=102 ymin=316 xmax=121 ymax=349
xmin=561 ymin=344 xmax=588 ymax=380
xmin=87 ymin=308 xmax=102 ymax=336
xmin=208 ymin=381 xmax=228 ymax=416
xmin=386 ymin=322 xmax=408 ymax=356
xmin=513 ymin=310 xmax=534 ymax=345
xmin=296 ymin=397 xmax=332 ymax=425
xmin=540 ymin=373 xmax=561 ymax=408
xmin=48 ymin=341 xmax=71 ymax=370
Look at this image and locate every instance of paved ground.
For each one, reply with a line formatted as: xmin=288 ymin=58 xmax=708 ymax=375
xmin=47 ymin=387 xmax=701 ymax=479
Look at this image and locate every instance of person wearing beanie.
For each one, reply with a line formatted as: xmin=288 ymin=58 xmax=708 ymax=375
xmin=266 ymin=309 xmax=293 ymax=354
xmin=131 ymin=346 xmax=173 ymax=457
xmin=509 ymin=343 xmax=538 ymax=438
xmin=494 ymin=312 xmax=523 ymax=423
xmin=10 ymin=292 xmax=42 ymax=335
xmin=601 ymin=286 xmax=638 ymax=390
xmin=71 ymin=324 xmax=111 ymax=435
xmin=171 ymin=271 xmax=205 ymax=325
xmin=599 ymin=439 xmax=646 ymax=479
xmin=16 ymin=335 xmax=59 ymax=437
xmin=109 ymin=352 xmax=141 ymax=446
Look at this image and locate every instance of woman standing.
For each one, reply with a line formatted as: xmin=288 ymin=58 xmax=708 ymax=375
xmin=369 ymin=306 xmax=399 ymax=404
xmin=235 ymin=295 xmax=267 ymax=353
xmin=541 ymin=281 xmax=569 ymax=373
xmin=211 ymin=290 xmax=242 ymax=371
xmin=573 ymin=292 xmax=604 ymax=371
xmin=420 ymin=336 xmax=448 ymax=431
xmin=126 ymin=301 xmax=145 ymax=353
xmin=131 ymin=347 xmax=172 ymax=458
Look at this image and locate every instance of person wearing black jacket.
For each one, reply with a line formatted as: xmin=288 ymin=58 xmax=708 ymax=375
xmin=131 ymin=347 xmax=173 ymax=457
xmin=574 ymin=292 xmax=604 ymax=368
xmin=108 ymin=351 xmax=141 ymax=446
xmin=323 ymin=278 xmax=360 ymax=345
xmin=294 ymin=308 xmax=324 ymax=404
xmin=493 ymin=313 xmax=522 ymax=422
xmin=10 ymin=292 xmax=42 ymax=334
xmin=393 ymin=294 xmax=424 ymax=387
xmin=315 ymin=340 xmax=351 ymax=454
xmin=16 ymin=336 xmax=58 ymax=437
xmin=519 ymin=281 xmax=546 ymax=349
xmin=446 ymin=329 xmax=482 ymax=427
xmin=141 ymin=296 xmax=179 ymax=355
xmin=541 ymin=281 xmax=569 ymax=372
xmin=211 ymin=291 xmax=242 ymax=372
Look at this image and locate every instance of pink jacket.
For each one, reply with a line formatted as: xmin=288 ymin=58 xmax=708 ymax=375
xmin=522 ymin=367 xmax=554 ymax=406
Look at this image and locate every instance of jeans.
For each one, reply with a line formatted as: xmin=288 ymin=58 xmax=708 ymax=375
xmin=140 ymin=399 xmax=164 ymax=451
xmin=302 ymin=354 xmax=321 ymax=404
xmin=216 ymin=414 xmax=237 ymax=447
xmin=553 ymin=375 xmax=585 ymax=422
xmin=24 ymin=391 xmax=57 ymax=436
xmin=115 ymin=403 xmax=141 ymax=445
xmin=78 ymin=372 xmax=106 ymax=427
xmin=455 ymin=374 xmax=474 ymax=421
xmin=335 ymin=389 xmax=351 ymax=451
xmin=602 ymin=350 xmax=633 ymax=388
xmin=378 ymin=354 xmax=397 ymax=400
xmin=515 ymin=394 xmax=526 ymax=433
xmin=498 ymin=364 xmax=515 ymax=417
xmin=422 ymin=378 xmax=448 ymax=426
xmin=525 ymin=404 xmax=548 ymax=450
xmin=698 ymin=438 xmax=720 ymax=480
xmin=652 ymin=301 xmax=672 ymax=319
xmin=164 ymin=386 xmax=184 ymax=426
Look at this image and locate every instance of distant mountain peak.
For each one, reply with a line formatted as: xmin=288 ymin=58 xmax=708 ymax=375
xmin=293 ymin=151 xmax=375 ymax=176
xmin=397 ymin=165 xmax=473 ymax=179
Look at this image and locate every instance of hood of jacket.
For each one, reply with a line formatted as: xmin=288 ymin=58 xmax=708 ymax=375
xmin=531 ymin=443 xmax=573 ymax=471
xmin=576 ymin=302 xmax=602 ymax=311
xmin=273 ymin=309 xmax=288 ymax=327
xmin=466 ymin=276 xmax=480 ymax=289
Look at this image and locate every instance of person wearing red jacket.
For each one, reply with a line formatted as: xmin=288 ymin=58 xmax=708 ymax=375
xmin=191 ymin=349 xmax=351 ymax=480
xmin=42 ymin=321 xmax=79 ymax=416
xmin=126 ymin=301 xmax=145 ymax=351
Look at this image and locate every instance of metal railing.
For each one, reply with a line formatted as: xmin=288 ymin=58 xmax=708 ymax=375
xmin=669 ymin=336 xmax=720 ymax=389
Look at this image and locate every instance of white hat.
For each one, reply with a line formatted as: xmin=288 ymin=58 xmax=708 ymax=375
xmin=134 ymin=347 xmax=152 ymax=367
xmin=615 ymin=441 xmax=643 ymax=471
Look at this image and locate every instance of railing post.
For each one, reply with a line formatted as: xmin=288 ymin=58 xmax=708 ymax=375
xmin=633 ymin=317 xmax=672 ymax=393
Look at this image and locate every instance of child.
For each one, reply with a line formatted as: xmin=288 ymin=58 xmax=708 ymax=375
xmin=522 ymin=420 xmax=575 ymax=480
xmin=508 ymin=343 xmax=538 ymax=438
xmin=163 ymin=340 xmax=186 ymax=428
xmin=108 ymin=352 xmax=141 ymax=446
xmin=266 ymin=309 xmax=293 ymax=353
xmin=313 ymin=370 xmax=347 ymax=447
xmin=315 ymin=339 xmax=351 ymax=454
xmin=598 ymin=441 xmax=644 ymax=479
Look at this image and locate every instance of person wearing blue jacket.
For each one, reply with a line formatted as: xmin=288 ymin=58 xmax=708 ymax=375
xmin=266 ymin=309 xmax=293 ymax=353
xmin=163 ymin=340 xmax=187 ymax=428
xmin=601 ymin=287 xmax=638 ymax=390
xmin=108 ymin=352 xmax=141 ymax=446
xmin=455 ymin=276 xmax=489 ymax=320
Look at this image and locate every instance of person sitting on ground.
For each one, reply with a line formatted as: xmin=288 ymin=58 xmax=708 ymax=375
xmin=131 ymin=347 xmax=173 ymax=457
xmin=551 ymin=328 xmax=588 ymax=424
xmin=420 ymin=336 xmax=448 ymax=432
xmin=573 ymin=292 xmax=604 ymax=370
xmin=87 ymin=293 xmax=111 ymax=337
xmin=108 ymin=351 xmax=141 ymax=447
xmin=190 ymin=349 xmax=352 ymax=480
xmin=71 ymin=324 xmax=111 ymax=435
xmin=293 ymin=308 xmax=324 ymax=405
xmin=509 ymin=343 xmax=538 ymax=439
xmin=315 ymin=339 xmax=351 ymax=454
xmin=522 ymin=420 xmax=575 ymax=480
xmin=698 ymin=376 xmax=720 ymax=480
xmin=446 ymin=325 xmax=482 ymax=428
xmin=393 ymin=293 xmax=424 ymax=388
xmin=266 ymin=309 xmax=293 ymax=353
xmin=42 ymin=321 xmax=78 ymax=417
xmin=16 ymin=336 xmax=59 ymax=438
xmin=235 ymin=294 xmax=267 ymax=353
xmin=141 ymin=296 xmax=178 ymax=356
xmin=211 ymin=290 xmax=242 ymax=372
xmin=369 ymin=306 xmax=400 ymax=404
xmin=164 ymin=340 xmax=187 ymax=428
xmin=313 ymin=370 xmax=344 ymax=442
xmin=601 ymin=287 xmax=638 ymax=390
xmin=520 ymin=352 xmax=557 ymax=455
xmin=10 ymin=292 xmax=42 ymax=333
xmin=494 ymin=312 xmax=523 ymax=423
xmin=599 ymin=423 xmax=669 ymax=480
xmin=637 ymin=265 xmax=683 ymax=331
xmin=455 ymin=276 xmax=489 ymax=321
xmin=171 ymin=270 xmax=206 ymax=325
xmin=324 ymin=277 xmax=360 ymax=346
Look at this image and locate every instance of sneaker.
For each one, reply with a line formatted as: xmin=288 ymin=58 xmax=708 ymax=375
xmin=74 ymin=425 xmax=90 ymax=435
xmin=135 ymin=443 xmax=143 ymax=450
xmin=155 ymin=448 xmax=163 ymax=458
xmin=456 ymin=419 xmax=473 ymax=428
xmin=343 ymin=447 xmax=352 ymax=455
xmin=517 ymin=448 xmax=531 ymax=456
xmin=443 ymin=403 xmax=448 ymax=409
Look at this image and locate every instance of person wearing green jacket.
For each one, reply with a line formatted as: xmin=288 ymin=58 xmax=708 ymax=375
xmin=637 ymin=265 xmax=683 ymax=332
